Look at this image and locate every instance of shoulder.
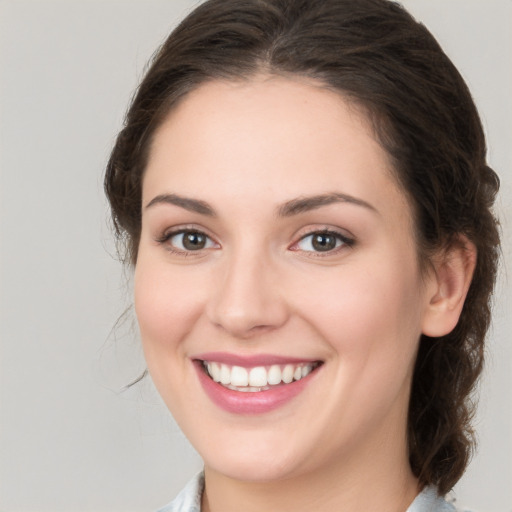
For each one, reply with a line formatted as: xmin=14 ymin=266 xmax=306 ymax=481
xmin=407 ymin=486 xmax=473 ymax=512
xmin=155 ymin=472 xmax=204 ymax=512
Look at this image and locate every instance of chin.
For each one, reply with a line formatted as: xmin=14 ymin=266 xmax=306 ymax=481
xmin=201 ymin=438 xmax=308 ymax=483
xmin=207 ymin=457 xmax=302 ymax=483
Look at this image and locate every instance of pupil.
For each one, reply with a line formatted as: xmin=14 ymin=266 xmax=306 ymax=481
xmin=312 ymin=233 xmax=336 ymax=251
xmin=183 ymin=232 xmax=206 ymax=250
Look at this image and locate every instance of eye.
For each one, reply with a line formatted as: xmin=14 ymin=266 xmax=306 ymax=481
xmin=164 ymin=230 xmax=217 ymax=252
xmin=294 ymin=231 xmax=352 ymax=253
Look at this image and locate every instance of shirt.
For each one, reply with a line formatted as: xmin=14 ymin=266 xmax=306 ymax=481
xmin=156 ymin=472 xmax=468 ymax=512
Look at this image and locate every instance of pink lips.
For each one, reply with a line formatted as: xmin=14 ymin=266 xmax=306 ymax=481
xmin=192 ymin=352 xmax=321 ymax=415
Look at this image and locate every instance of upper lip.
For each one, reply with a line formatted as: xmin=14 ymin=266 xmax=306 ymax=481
xmin=192 ymin=351 xmax=322 ymax=367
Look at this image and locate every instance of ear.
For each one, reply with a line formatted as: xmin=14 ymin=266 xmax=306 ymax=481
xmin=422 ymin=237 xmax=477 ymax=337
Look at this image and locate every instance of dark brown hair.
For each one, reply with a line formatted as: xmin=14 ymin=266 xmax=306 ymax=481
xmin=105 ymin=0 xmax=500 ymax=495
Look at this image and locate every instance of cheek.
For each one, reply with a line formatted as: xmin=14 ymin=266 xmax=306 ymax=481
xmin=298 ymin=261 xmax=424 ymax=424
xmin=133 ymin=259 xmax=210 ymax=417
xmin=133 ymin=260 xmax=206 ymax=357
xmin=293 ymin=257 xmax=425 ymax=363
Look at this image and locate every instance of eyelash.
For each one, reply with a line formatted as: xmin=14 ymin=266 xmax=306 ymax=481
xmin=155 ymin=228 xmax=218 ymax=256
xmin=291 ymin=229 xmax=355 ymax=256
xmin=155 ymin=228 xmax=355 ymax=256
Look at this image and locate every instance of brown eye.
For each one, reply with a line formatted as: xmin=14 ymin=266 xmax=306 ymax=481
xmin=295 ymin=230 xmax=352 ymax=253
xmin=168 ymin=230 xmax=216 ymax=252
xmin=182 ymin=232 xmax=207 ymax=250
xmin=311 ymin=233 xmax=338 ymax=251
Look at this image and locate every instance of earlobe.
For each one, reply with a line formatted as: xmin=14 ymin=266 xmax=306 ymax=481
xmin=422 ymin=237 xmax=477 ymax=337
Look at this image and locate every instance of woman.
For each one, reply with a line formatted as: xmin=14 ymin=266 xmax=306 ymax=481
xmin=105 ymin=0 xmax=500 ymax=510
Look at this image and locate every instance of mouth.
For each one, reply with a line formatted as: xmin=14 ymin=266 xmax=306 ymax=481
xmin=192 ymin=352 xmax=324 ymax=414
xmin=199 ymin=360 xmax=322 ymax=392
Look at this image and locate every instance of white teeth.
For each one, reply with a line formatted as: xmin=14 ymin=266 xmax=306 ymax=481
xmin=227 ymin=385 xmax=266 ymax=392
xmin=282 ymin=364 xmax=294 ymax=384
xmin=220 ymin=364 xmax=231 ymax=385
xmin=267 ymin=365 xmax=282 ymax=385
xmin=249 ymin=366 xmax=267 ymax=387
xmin=230 ymin=366 xmax=249 ymax=386
xmin=203 ymin=361 xmax=319 ymax=391
xmin=208 ymin=362 xmax=221 ymax=382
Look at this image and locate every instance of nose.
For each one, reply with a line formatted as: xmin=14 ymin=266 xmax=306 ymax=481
xmin=206 ymin=249 xmax=289 ymax=339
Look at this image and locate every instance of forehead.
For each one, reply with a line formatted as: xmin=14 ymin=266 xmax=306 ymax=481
xmin=143 ymin=76 xmax=409 ymax=218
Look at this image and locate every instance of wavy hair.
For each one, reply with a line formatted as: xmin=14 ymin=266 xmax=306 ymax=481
xmin=105 ymin=0 xmax=500 ymax=494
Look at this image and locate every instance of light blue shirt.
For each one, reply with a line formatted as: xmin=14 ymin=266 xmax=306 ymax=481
xmin=157 ymin=472 xmax=468 ymax=512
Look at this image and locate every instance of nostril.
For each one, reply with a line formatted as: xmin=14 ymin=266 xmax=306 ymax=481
xmin=211 ymin=320 xmax=282 ymax=340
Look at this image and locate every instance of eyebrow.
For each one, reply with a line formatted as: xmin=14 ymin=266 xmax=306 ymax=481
xmin=145 ymin=193 xmax=216 ymax=216
xmin=277 ymin=193 xmax=378 ymax=217
xmin=144 ymin=192 xmax=378 ymax=217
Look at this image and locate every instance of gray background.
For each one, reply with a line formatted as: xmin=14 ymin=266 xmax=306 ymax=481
xmin=0 ymin=1 xmax=510 ymax=511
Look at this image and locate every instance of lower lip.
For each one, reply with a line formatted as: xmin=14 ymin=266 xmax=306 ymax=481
xmin=194 ymin=362 xmax=319 ymax=415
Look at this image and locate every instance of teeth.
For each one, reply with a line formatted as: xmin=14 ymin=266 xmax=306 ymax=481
xmin=282 ymin=364 xmax=294 ymax=384
xmin=231 ymin=366 xmax=249 ymax=387
xmin=249 ymin=366 xmax=267 ymax=387
xmin=220 ymin=364 xmax=231 ymax=385
xmin=208 ymin=362 xmax=221 ymax=382
xmin=203 ymin=361 xmax=319 ymax=391
xmin=267 ymin=365 xmax=282 ymax=385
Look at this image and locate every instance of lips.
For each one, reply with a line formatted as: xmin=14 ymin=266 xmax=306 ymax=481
xmin=193 ymin=352 xmax=323 ymax=414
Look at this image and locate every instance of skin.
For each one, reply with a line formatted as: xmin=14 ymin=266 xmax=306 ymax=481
xmin=134 ymin=76 xmax=474 ymax=512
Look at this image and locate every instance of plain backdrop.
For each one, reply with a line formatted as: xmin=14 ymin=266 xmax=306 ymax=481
xmin=0 ymin=1 xmax=510 ymax=511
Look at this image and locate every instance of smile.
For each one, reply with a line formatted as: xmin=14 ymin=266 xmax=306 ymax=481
xmin=201 ymin=361 xmax=320 ymax=392
xmin=193 ymin=354 xmax=323 ymax=414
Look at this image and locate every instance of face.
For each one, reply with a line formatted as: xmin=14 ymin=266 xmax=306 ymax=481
xmin=135 ymin=77 xmax=435 ymax=483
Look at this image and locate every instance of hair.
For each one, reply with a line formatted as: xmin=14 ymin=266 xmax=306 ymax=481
xmin=105 ymin=0 xmax=500 ymax=495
